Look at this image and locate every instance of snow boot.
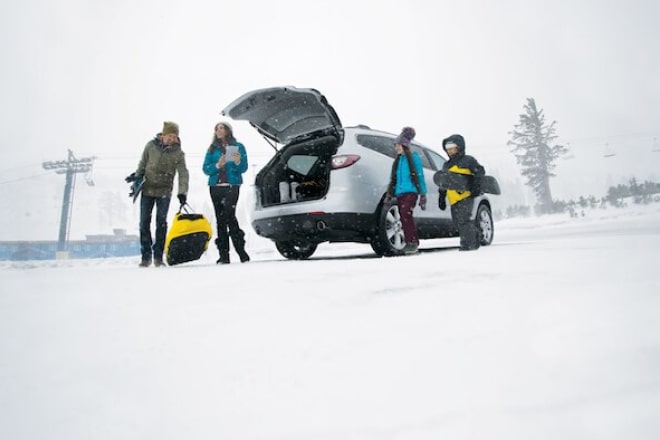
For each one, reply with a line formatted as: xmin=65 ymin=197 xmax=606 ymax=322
xmin=231 ymin=230 xmax=250 ymax=263
xmin=215 ymin=237 xmax=230 ymax=264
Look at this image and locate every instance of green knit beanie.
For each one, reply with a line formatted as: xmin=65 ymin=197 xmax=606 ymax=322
xmin=162 ymin=121 xmax=179 ymax=136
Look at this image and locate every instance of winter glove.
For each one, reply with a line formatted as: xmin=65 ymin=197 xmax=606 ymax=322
xmin=177 ymin=194 xmax=187 ymax=205
xmin=419 ymin=195 xmax=427 ymax=210
xmin=125 ymin=172 xmax=137 ymax=183
xmin=438 ymin=191 xmax=447 ymax=210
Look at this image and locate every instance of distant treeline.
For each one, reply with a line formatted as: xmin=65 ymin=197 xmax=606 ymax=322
xmin=494 ymin=178 xmax=660 ymax=219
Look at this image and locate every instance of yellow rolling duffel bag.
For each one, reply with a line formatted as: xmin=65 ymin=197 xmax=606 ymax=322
xmin=165 ymin=204 xmax=213 ymax=266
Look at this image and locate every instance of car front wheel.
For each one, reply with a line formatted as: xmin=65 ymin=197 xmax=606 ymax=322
xmin=275 ymin=239 xmax=318 ymax=260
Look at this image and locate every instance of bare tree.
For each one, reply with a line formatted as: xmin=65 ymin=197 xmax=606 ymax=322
xmin=98 ymin=191 xmax=127 ymax=228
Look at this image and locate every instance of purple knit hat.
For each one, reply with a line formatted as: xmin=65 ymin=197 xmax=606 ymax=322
xmin=395 ymin=126 xmax=416 ymax=147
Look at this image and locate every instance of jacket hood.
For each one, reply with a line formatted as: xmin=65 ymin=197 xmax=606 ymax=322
xmin=154 ymin=134 xmax=181 ymax=151
xmin=442 ymin=134 xmax=465 ymax=156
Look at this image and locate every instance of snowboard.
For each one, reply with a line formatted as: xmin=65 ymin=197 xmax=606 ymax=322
xmin=128 ymin=176 xmax=145 ymax=203
xmin=433 ymin=170 xmax=501 ymax=195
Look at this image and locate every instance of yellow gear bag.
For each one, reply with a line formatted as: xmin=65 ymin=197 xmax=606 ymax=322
xmin=165 ymin=204 xmax=213 ymax=265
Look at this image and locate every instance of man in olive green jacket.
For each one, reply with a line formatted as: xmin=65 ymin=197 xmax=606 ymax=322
xmin=131 ymin=121 xmax=189 ymax=267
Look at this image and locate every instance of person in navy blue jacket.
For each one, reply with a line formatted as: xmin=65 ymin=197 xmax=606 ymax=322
xmin=202 ymin=122 xmax=250 ymax=264
xmin=440 ymin=134 xmax=485 ymax=251
xmin=385 ymin=127 xmax=427 ymax=254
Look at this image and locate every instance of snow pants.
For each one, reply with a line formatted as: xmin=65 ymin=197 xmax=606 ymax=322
xmin=450 ymin=197 xmax=480 ymax=251
xmin=397 ymin=192 xmax=420 ymax=245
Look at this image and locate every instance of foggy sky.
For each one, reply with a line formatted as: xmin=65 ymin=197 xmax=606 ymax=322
xmin=1 ymin=0 xmax=659 ymax=238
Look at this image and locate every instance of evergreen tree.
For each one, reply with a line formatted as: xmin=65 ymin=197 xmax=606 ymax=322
xmin=507 ymin=98 xmax=568 ymax=212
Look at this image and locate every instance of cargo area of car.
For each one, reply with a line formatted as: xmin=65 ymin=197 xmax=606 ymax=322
xmin=256 ymin=135 xmax=339 ymax=207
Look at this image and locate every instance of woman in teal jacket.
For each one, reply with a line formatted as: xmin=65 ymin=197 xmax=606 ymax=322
xmin=386 ymin=127 xmax=427 ymax=254
xmin=202 ymin=121 xmax=250 ymax=264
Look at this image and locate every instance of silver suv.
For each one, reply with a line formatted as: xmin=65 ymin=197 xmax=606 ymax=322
xmin=222 ymin=86 xmax=494 ymax=259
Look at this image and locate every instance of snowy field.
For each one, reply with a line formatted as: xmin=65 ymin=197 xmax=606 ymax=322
xmin=1 ymin=205 xmax=660 ymax=440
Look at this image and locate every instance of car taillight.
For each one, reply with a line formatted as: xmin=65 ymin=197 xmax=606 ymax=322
xmin=331 ymin=154 xmax=361 ymax=170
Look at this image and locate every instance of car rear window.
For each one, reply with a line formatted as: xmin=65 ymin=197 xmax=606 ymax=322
xmin=357 ymin=135 xmax=397 ymax=159
xmin=358 ymin=134 xmax=434 ymax=169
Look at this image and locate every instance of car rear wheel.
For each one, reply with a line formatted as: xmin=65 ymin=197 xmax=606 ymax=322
xmin=371 ymin=202 xmax=406 ymax=257
xmin=476 ymin=203 xmax=494 ymax=245
xmin=275 ymin=239 xmax=318 ymax=260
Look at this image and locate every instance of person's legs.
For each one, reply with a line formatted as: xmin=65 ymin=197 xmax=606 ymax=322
xmin=452 ymin=198 xmax=479 ymax=250
xmin=152 ymin=195 xmax=171 ymax=264
xmin=211 ymin=186 xmax=231 ymax=263
xmin=226 ymin=186 xmax=250 ymax=262
xmin=397 ymin=193 xmax=419 ymax=252
xmin=139 ymin=195 xmax=156 ymax=265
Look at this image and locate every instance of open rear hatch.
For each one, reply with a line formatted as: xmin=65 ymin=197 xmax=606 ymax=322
xmin=221 ymin=86 xmax=341 ymax=145
xmin=222 ymin=87 xmax=343 ymax=206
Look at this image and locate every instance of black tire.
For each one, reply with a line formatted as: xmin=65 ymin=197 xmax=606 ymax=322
xmin=370 ymin=202 xmax=406 ymax=257
xmin=475 ymin=203 xmax=494 ymax=245
xmin=275 ymin=239 xmax=318 ymax=260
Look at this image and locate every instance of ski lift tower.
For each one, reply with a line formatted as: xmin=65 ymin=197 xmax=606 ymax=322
xmin=42 ymin=149 xmax=95 ymax=254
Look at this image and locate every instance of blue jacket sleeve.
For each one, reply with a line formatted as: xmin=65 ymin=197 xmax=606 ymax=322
xmin=236 ymin=143 xmax=248 ymax=174
xmin=413 ymin=153 xmax=427 ymax=195
xmin=202 ymin=150 xmax=218 ymax=176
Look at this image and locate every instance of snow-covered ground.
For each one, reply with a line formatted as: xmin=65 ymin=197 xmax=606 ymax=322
xmin=1 ymin=205 xmax=659 ymax=439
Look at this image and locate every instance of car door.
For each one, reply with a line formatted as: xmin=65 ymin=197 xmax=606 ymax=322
xmin=409 ymin=144 xmax=452 ymax=220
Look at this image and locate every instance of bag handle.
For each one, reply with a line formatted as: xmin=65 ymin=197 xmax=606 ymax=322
xmin=178 ymin=202 xmax=194 ymax=214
